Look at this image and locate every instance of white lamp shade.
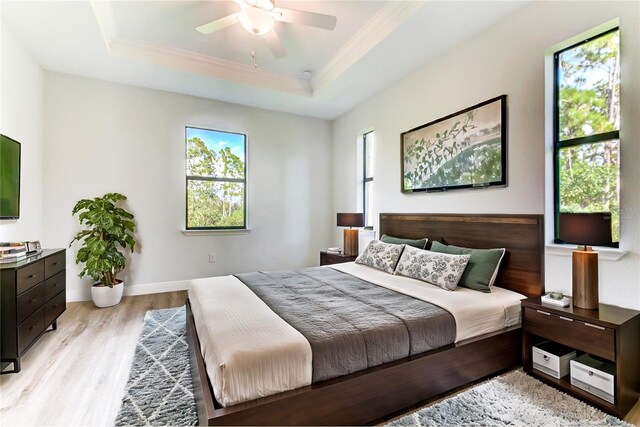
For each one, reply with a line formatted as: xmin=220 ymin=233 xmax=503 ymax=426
xmin=238 ymin=7 xmax=274 ymax=35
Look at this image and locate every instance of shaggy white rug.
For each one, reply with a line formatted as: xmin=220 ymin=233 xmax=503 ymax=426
xmin=387 ymin=370 xmax=631 ymax=426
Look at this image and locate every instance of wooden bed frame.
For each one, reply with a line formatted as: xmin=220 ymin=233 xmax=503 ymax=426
xmin=187 ymin=213 xmax=545 ymax=425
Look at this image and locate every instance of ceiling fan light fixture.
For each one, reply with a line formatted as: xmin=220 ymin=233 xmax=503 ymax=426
xmin=238 ymin=7 xmax=275 ymax=35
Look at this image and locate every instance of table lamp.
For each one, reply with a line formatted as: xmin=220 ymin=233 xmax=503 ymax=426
xmin=337 ymin=213 xmax=364 ymax=256
xmin=559 ymin=212 xmax=613 ymax=309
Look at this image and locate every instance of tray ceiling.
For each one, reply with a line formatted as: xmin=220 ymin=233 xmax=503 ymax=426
xmin=0 ymin=1 xmax=529 ymax=119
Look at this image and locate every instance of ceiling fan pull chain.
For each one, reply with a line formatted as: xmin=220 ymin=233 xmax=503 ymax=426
xmin=252 ymin=49 xmax=257 ymax=69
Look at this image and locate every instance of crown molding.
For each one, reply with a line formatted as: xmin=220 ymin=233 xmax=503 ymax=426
xmin=313 ymin=1 xmax=424 ymax=92
xmin=110 ymin=38 xmax=312 ymax=96
xmin=91 ymin=1 xmax=311 ymax=96
xmin=91 ymin=0 xmax=118 ymax=51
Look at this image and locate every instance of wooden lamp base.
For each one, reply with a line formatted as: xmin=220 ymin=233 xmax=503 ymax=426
xmin=343 ymin=229 xmax=359 ymax=256
xmin=572 ymin=247 xmax=599 ymax=309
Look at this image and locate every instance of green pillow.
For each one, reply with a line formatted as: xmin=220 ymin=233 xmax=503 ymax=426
xmin=430 ymin=241 xmax=505 ymax=293
xmin=380 ymin=234 xmax=428 ymax=250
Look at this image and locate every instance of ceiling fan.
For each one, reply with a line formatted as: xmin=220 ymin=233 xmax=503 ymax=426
xmin=196 ymin=0 xmax=337 ymax=59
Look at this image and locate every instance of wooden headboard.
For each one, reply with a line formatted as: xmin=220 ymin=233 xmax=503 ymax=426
xmin=379 ymin=213 xmax=544 ymax=297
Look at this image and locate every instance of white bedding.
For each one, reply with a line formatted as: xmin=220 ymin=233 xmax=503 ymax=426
xmin=189 ymin=276 xmax=312 ymax=407
xmin=330 ymin=262 xmax=525 ymax=341
xmin=188 ymin=264 xmax=526 ymax=406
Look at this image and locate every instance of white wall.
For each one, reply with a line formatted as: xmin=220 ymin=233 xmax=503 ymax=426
xmin=332 ymin=1 xmax=640 ymax=309
xmin=0 ymin=23 xmax=44 ymax=241
xmin=43 ymin=73 xmax=333 ymax=301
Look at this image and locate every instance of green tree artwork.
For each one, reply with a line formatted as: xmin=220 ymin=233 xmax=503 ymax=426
xmin=402 ymin=97 xmax=505 ymax=192
xmin=557 ymin=30 xmax=620 ymax=241
xmin=186 ymin=128 xmax=246 ymax=229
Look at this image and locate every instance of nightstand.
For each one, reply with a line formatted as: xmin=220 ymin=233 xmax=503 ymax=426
xmin=320 ymin=251 xmax=357 ymax=266
xmin=521 ymin=296 xmax=640 ymax=418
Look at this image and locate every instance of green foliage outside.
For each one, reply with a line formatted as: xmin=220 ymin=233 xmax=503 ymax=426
xmin=558 ymin=30 xmax=620 ymax=241
xmin=187 ymin=135 xmax=245 ymax=228
xmin=69 ymin=193 xmax=137 ymax=287
xmin=403 ymin=109 xmax=502 ymax=190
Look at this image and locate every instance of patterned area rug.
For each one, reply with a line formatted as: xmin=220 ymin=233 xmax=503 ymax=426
xmin=387 ymin=370 xmax=631 ymax=427
xmin=115 ymin=306 xmax=197 ymax=426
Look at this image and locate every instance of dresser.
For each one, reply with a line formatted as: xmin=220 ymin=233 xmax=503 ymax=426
xmin=1 ymin=249 xmax=66 ymax=373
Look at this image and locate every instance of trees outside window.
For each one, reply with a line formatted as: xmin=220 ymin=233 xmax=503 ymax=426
xmin=186 ymin=127 xmax=247 ymax=229
xmin=555 ymin=29 xmax=620 ymax=244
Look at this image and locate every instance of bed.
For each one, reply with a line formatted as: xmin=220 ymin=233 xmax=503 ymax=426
xmin=187 ymin=213 xmax=545 ymax=425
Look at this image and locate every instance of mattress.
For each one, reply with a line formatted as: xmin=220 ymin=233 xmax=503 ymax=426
xmin=188 ymin=263 xmax=526 ymax=407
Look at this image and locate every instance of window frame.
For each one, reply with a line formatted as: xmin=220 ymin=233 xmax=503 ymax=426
xmin=185 ymin=126 xmax=248 ymax=231
xmin=553 ymin=27 xmax=620 ymax=246
xmin=362 ymin=131 xmax=374 ymax=227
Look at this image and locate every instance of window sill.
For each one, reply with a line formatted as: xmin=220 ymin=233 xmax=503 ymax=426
xmin=182 ymin=229 xmax=251 ymax=236
xmin=545 ymin=243 xmax=627 ymax=261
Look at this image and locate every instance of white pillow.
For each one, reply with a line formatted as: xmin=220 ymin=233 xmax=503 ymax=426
xmin=394 ymin=246 xmax=470 ymax=291
xmin=355 ymin=240 xmax=405 ymax=274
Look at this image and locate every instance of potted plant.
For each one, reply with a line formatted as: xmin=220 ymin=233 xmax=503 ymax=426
xmin=69 ymin=192 xmax=137 ymax=308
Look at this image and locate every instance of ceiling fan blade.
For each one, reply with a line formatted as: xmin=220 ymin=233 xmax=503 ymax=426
xmin=263 ymin=29 xmax=287 ymax=59
xmin=196 ymin=13 xmax=239 ymax=34
xmin=273 ymin=8 xmax=337 ymax=30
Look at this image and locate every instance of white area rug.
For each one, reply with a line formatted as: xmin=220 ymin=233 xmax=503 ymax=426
xmin=386 ymin=370 xmax=631 ymax=426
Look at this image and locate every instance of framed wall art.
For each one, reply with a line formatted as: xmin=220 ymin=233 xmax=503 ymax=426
xmin=401 ymin=95 xmax=507 ymax=193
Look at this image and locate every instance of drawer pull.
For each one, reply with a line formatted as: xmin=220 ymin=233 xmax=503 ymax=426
xmin=589 ymin=371 xmax=594 ymax=376
xmin=30 ymin=298 xmax=37 ymax=303
xmin=52 ymin=304 xmax=58 ymax=309
xmin=536 ymin=310 xmax=551 ymax=316
xmin=543 ymin=355 xmax=549 ymax=361
xmin=559 ymin=316 xmax=573 ymax=322
xmin=52 ymin=262 xmax=58 ymax=266
xmin=29 ymin=325 xmax=35 ymax=331
xmin=584 ymin=322 xmax=605 ymax=330
xmin=29 ymin=274 xmax=37 ymax=279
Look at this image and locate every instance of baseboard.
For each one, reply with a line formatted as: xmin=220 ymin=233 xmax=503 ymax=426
xmin=66 ymin=279 xmax=192 ymax=302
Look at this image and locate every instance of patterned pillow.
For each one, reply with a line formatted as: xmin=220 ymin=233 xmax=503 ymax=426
xmin=394 ymin=246 xmax=471 ymax=291
xmin=355 ymin=240 xmax=405 ymax=274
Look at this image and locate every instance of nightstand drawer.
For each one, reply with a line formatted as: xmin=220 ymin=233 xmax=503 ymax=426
xmin=524 ymin=307 xmax=615 ymax=361
xmin=320 ymin=252 xmax=357 ymax=266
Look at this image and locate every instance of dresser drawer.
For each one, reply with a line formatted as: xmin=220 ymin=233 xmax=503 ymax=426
xmin=17 ymin=282 xmax=46 ymax=324
xmin=18 ymin=308 xmax=45 ymax=355
xmin=45 ymin=271 xmax=66 ymax=301
xmin=45 ymin=252 xmax=65 ymax=278
xmin=44 ymin=291 xmax=66 ymax=326
xmin=17 ymin=261 xmax=45 ymax=294
xmin=524 ymin=307 xmax=615 ymax=361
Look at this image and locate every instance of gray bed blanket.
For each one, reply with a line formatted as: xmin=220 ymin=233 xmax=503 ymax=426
xmin=235 ymin=267 xmax=456 ymax=382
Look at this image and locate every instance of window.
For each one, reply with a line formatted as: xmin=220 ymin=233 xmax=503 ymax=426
xmin=362 ymin=131 xmax=374 ymax=227
xmin=185 ymin=127 xmax=247 ymax=230
xmin=554 ymin=29 xmax=620 ymax=244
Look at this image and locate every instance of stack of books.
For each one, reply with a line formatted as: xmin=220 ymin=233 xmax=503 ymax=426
xmin=541 ymin=292 xmax=570 ymax=307
xmin=0 ymin=243 xmax=27 ymax=263
xmin=327 ymin=247 xmax=342 ymax=254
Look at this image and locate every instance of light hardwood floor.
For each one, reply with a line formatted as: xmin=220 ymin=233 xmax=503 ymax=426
xmin=1 ymin=291 xmax=639 ymax=426
xmin=0 ymin=291 xmax=186 ymax=426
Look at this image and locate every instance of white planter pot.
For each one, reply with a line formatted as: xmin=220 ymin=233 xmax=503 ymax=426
xmin=91 ymin=281 xmax=124 ymax=308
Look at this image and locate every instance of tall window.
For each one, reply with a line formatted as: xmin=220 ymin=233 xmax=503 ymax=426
xmin=554 ymin=29 xmax=620 ymax=244
xmin=363 ymin=131 xmax=374 ymax=227
xmin=185 ymin=127 xmax=247 ymax=230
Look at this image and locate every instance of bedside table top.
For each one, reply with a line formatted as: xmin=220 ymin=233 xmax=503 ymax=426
xmin=522 ymin=296 xmax=640 ymax=327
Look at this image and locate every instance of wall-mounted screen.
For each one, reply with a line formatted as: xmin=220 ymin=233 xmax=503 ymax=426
xmin=0 ymin=134 xmax=21 ymax=219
